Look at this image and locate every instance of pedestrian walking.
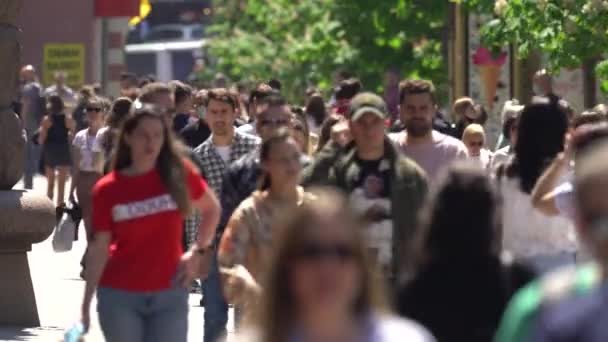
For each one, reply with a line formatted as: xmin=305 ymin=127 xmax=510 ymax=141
xmin=38 ymin=94 xmax=75 ymax=207
xmin=228 ymin=189 xmax=435 ymax=342
xmin=219 ymin=128 xmax=314 ymax=314
xmin=92 ymin=97 xmax=133 ymax=174
xmin=462 ymin=124 xmax=493 ymax=171
xmin=80 ymin=104 xmax=221 ymax=342
xmin=19 ymin=65 xmax=45 ymax=190
xmin=397 ymin=162 xmax=535 ymax=342
xmin=303 ymin=92 xmax=428 ymax=288
xmin=69 ymin=96 xmax=105 ymax=277
xmin=497 ymin=99 xmax=577 ymax=274
xmin=389 ymin=80 xmax=467 ymax=185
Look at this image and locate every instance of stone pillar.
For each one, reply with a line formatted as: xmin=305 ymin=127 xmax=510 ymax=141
xmin=0 ymin=0 xmax=55 ymax=327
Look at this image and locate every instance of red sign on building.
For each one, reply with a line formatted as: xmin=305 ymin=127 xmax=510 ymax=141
xmin=95 ymin=0 xmax=139 ymax=17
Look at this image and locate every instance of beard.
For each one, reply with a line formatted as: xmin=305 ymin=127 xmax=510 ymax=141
xmin=405 ymin=119 xmax=432 ymax=137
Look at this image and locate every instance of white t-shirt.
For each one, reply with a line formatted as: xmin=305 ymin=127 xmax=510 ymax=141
xmin=72 ymin=128 xmax=98 ymax=172
xmin=215 ymin=145 xmax=232 ymax=163
xmin=499 ymin=176 xmax=578 ymax=259
xmin=469 ymin=149 xmax=494 ymax=171
xmin=390 ymin=130 xmax=468 ymax=185
xmin=92 ymin=126 xmax=110 ymax=153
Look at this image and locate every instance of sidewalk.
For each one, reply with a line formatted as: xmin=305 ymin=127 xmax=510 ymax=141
xmin=0 ymin=176 xmax=233 ymax=341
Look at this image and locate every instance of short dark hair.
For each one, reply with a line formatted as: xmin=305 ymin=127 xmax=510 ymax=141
xmin=139 ymin=82 xmax=171 ymax=104
xmin=120 ymin=72 xmax=138 ymax=85
xmin=205 ymin=88 xmax=238 ymax=111
xmin=399 ymin=79 xmax=436 ymax=105
xmin=268 ymin=79 xmax=282 ymax=91
xmin=259 ymin=93 xmax=287 ymax=108
xmin=172 ymin=82 xmax=194 ymax=107
xmin=47 ymin=94 xmax=65 ymax=113
xmin=249 ymin=83 xmax=275 ymax=104
xmin=334 ymin=78 xmax=361 ymax=101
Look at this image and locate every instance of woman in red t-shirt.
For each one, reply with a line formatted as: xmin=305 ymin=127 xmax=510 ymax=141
xmin=80 ymin=104 xmax=220 ymax=342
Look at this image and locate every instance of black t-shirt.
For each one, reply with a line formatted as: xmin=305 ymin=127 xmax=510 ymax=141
xmin=173 ymin=113 xmax=191 ymax=134
xmin=397 ymin=258 xmax=535 ymax=342
xmin=350 ymin=157 xmax=393 ymax=273
xmin=179 ymin=120 xmax=211 ymax=149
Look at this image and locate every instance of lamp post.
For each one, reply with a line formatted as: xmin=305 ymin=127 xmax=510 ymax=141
xmin=0 ymin=0 xmax=55 ymax=327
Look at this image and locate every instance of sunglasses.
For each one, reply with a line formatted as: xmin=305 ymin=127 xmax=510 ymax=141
xmin=260 ymin=118 xmax=290 ymax=127
xmin=294 ymin=242 xmax=355 ymax=263
xmin=86 ymin=107 xmax=102 ymax=112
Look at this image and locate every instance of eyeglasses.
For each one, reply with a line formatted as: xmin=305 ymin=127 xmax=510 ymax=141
xmin=294 ymin=242 xmax=355 ymax=263
xmin=86 ymin=107 xmax=102 ymax=112
xmin=468 ymin=141 xmax=484 ymax=147
xmin=259 ymin=118 xmax=290 ymax=127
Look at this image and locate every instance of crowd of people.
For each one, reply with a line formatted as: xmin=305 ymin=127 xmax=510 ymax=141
xmin=15 ymin=64 xmax=608 ymax=342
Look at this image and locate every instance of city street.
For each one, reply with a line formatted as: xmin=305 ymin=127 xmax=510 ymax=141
xmin=0 ymin=175 xmax=233 ymax=342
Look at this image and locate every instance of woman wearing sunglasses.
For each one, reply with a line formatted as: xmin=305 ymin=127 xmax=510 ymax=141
xmin=80 ymin=105 xmax=220 ymax=342
xmin=69 ymin=96 xmax=107 ymax=277
xmin=218 ymin=128 xmax=315 ymax=314
xmin=229 ymin=189 xmax=434 ymax=342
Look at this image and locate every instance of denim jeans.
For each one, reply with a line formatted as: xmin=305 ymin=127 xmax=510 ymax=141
xmin=23 ymin=137 xmax=40 ymax=189
xmin=202 ymin=252 xmax=229 ymax=342
xmin=97 ymin=286 xmax=189 ymax=342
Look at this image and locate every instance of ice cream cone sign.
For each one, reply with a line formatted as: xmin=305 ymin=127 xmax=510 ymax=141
xmin=473 ymin=47 xmax=507 ymax=110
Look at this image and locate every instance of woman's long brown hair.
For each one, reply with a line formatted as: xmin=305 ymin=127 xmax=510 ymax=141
xmin=254 ymin=189 xmax=386 ymax=342
xmin=111 ymin=109 xmax=192 ymax=216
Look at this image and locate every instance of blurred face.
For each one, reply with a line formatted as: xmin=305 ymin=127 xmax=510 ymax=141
xmin=290 ymin=215 xmax=361 ymax=316
xmin=464 ymin=135 xmax=484 ymax=157
xmin=262 ymin=138 xmax=302 ymax=189
xmin=125 ymin=116 xmax=165 ymax=166
xmin=464 ymin=104 xmax=479 ymax=121
xmin=85 ymin=104 xmax=104 ymax=128
xmin=55 ymin=73 xmax=66 ymax=86
xmin=257 ymin=105 xmax=292 ymax=141
xmin=153 ymin=92 xmax=175 ymax=118
xmin=291 ymin=119 xmax=308 ymax=152
xmin=205 ymin=99 xmax=236 ymax=137
xmin=178 ymin=95 xmax=194 ymax=113
xmin=349 ymin=112 xmax=386 ymax=154
xmin=400 ymin=93 xmax=435 ymax=137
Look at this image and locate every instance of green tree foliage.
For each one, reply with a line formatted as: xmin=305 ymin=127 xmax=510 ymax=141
xmin=206 ymin=0 xmax=450 ymax=102
xmin=459 ymin=0 xmax=608 ymax=91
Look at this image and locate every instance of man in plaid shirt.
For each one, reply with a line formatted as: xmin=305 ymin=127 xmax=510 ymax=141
xmin=185 ymin=88 xmax=259 ymax=342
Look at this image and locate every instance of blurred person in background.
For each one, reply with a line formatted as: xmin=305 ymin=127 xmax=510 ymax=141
xmin=303 ymin=93 xmax=428 ymax=288
xmin=497 ymin=99 xmax=577 ymax=274
xmin=45 ymin=71 xmax=76 ymax=109
xmin=19 ymin=65 xmax=45 ymax=190
xmin=38 ymin=95 xmax=75 ymax=207
xmin=69 ymin=96 xmax=106 ymax=277
xmin=229 ymin=189 xmax=435 ymax=342
xmin=397 ymin=163 xmax=535 ymax=342
xmin=304 ymin=92 xmax=327 ymax=135
xmin=332 ymin=78 xmax=362 ymax=116
xmin=496 ymin=141 xmax=608 ymax=342
xmin=291 ymin=107 xmax=316 ymax=154
xmin=492 ymin=100 xmax=524 ymax=169
xmin=180 ymin=89 xmax=212 ymax=149
xmin=384 ymin=68 xmax=401 ymax=122
xmin=71 ymin=85 xmax=96 ymax=132
xmin=237 ymin=83 xmax=275 ymax=137
xmin=171 ymin=81 xmax=195 ymax=134
xmin=451 ymin=97 xmax=487 ymax=140
xmin=533 ymin=69 xmax=560 ymax=104
xmin=219 ymin=129 xmax=314 ymax=316
xmin=531 ymin=122 xmax=608 ymax=222
xmin=315 ymin=114 xmax=349 ymax=154
xmin=119 ymin=72 xmax=140 ymax=100
xmin=92 ymin=97 xmax=133 ymax=175
xmin=462 ymin=124 xmax=493 ymax=171
xmin=390 ymin=80 xmax=467 ymax=186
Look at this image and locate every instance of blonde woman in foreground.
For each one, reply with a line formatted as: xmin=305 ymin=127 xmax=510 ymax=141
xmin=228 ymin=189 xmax=435 ymax=342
